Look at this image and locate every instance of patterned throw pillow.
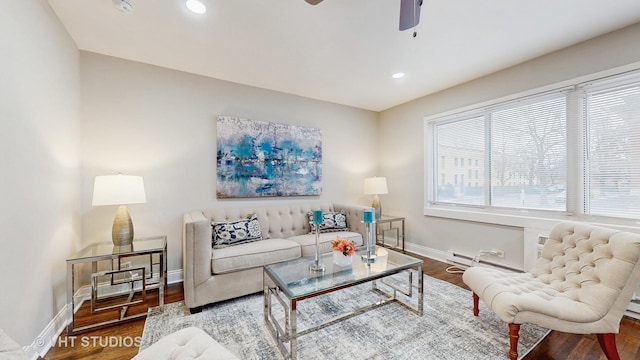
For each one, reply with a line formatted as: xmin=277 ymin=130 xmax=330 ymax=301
xmin=212 ymin=214 xmax=263 ymax=249
xmin=308 ymin=211 xmax=348 ymax=233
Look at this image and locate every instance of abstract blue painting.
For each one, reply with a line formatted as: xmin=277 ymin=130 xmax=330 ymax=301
xmin=216 ymin=116 xmax=322 ymax=198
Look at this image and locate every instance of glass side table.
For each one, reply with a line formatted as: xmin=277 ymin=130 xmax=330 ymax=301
xmin=376 ymin=215 xmax=405 ymax=251
xmin=66 ymin=235 xmax=167 ymax=334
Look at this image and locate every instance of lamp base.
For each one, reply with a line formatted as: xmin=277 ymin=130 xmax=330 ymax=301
xmin=112 ymin=205 xmax=134 ymax=246
xmin=112 ymin=244 xmax=134 ymax=253
xmin=372 ymin=195 xmax=382 ymax=220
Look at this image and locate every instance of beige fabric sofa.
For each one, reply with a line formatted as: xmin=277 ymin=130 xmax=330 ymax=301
xmin=183 ymin=202 xmax=368 ymax=309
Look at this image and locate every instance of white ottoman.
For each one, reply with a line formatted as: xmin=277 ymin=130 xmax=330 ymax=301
xmin=134 ymin=327 xmax=239 ymax=360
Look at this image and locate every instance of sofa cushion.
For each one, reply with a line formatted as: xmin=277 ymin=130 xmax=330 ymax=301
xmin=211 ymin=238 xmax=301 ymax=274
xmin=307 ymin=211 xmax=348 ymax=233
xmin=289 ymin=231 xmax=363 ymax=257
xmin=212 ymin=214 xmax=263 ymax=249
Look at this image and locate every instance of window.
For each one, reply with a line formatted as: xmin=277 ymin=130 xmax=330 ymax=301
xmin=427 ymin=69 xmax=640 ymax=223
xmin=584 ymin=77 xmax=640 ymax=219
xmin=433 ymin=92 xmax=567 ymax=211
xmin=490 ymin=94 xmax=566 ymax=210
xmin=435 ymin=116 xmax=484 ymax=205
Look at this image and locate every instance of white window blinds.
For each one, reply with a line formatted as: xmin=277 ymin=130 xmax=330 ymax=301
xmin=490 ymin=94 xmax=567 ymax=211
xmin=584 ymin=76 xmax=640 ymax=219
xmin=432 ymin=91 xmax=568 ymax=211
xmin=434 ymin=115 xmax=485 ymax=205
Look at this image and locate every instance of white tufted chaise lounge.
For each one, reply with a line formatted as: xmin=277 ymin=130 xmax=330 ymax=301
xmin=463 ymin=221 xmax=640 ymax=360
xmin=133 ymin=327 xmax=238 ymax=360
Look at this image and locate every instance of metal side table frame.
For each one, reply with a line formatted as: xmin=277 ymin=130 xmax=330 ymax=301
xmin=66 ymin=235 xmax=167 ymax=335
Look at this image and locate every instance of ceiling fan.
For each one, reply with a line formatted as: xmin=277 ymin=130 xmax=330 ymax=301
xmin=304 ymin=0 xmax=423 ymax=33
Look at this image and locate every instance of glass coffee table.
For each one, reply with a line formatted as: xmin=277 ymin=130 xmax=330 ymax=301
xmin=263 ymin=247 xmax=423 ymax=360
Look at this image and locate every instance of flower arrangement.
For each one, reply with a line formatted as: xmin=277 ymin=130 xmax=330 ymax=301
xmin=332 ymin=237 xmax=356 ymax=257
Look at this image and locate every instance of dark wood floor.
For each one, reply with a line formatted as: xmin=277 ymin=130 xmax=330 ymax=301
xmin=44 ymin=253 xmax=640 ymax=359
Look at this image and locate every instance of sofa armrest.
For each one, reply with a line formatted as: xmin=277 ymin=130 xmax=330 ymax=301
xmin=333 ymin=203 xmax=370 ymax=239
xmin=183 ymin=211 xmax=212 ymax=308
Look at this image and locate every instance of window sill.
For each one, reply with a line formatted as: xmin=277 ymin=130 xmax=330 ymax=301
xmin=424 ymin=204 xmax=640 ymax=232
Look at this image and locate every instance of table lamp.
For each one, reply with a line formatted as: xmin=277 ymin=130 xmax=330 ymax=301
xmin=364 ymin=177 xmax=388 ymax=220
xmin=92 ymin=174 xmax=146 ymax=246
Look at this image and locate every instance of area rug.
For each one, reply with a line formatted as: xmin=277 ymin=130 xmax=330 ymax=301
xmin=140 ymin=273 xmax=549 ymax=359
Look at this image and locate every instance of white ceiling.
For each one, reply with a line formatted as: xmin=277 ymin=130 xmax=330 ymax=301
xmin=48 ymin=0 xmax=640 ymax=111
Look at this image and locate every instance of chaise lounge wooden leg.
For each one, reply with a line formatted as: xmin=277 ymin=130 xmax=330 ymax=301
xmin=596 ymin=333 xmax=620 ymax=360
xmin=472 ymin=293 xmax=479 ymax=316
xmin=509 ymin=323 xmax=520 ymax=360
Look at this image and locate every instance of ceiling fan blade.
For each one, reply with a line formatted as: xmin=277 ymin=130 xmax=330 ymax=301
xmin=399 ymin=0 xmax=422 ymax=31
xmin=305 ymin=0 xmax=323 ymax=5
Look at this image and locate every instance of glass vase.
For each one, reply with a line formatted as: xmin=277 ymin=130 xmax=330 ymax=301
xmin=333 ymin=251 xmax=353 ymax=266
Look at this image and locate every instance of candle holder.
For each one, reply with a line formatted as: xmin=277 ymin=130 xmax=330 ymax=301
xmin=361 ymin=208 xmax=377 ymax=263
xmin=309 ymin=210 xmax=326 ymax=273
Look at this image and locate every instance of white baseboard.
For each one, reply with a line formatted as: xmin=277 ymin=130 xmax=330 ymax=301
xmin=23 ymin=303 xmax=72 ymax=359
xmin=404 ymin=241 xmax=450 ymax=262
xmin=625 ymin=302 xmax=640 ymax=320
xmin=24 ymin=269 xmax=184 ymax=359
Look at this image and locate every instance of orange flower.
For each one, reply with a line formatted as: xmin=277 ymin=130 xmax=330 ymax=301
xmin=332 ymin=237 xmax=356 ymax=256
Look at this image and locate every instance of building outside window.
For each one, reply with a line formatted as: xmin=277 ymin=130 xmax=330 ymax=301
xmin=427 ymin=69 xmax=640 ymax=222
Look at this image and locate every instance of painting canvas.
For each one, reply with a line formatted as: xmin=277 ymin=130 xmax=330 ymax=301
xmin=216 ymin=116 xmax=322 ymax=198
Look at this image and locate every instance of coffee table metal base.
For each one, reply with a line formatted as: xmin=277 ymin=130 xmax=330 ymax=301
xmin=263 ymin=267 xmax=423 ymax=360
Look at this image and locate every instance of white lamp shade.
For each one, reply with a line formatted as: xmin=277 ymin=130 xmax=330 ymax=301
xmin=92 ymin=174 xmax=146 ymax=206
xmin=363 ymin=177 xmax=388 ymax=195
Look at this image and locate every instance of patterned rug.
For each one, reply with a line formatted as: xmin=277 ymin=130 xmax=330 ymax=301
xmin=140 ymin=273 xmax=549 ymax=359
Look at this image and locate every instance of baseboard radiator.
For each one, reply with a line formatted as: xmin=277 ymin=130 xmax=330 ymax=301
xmin=446 ymin=252 xmax=521 ymax=273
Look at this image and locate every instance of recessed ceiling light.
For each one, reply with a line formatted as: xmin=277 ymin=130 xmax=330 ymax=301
xmin=186 ymin=0 xmax=206 ymax=14
xmin=392 ymin=72 xmax=405 ymax=79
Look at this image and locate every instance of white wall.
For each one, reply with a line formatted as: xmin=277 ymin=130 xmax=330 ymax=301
xmin=0 ymin=0 xmax=80 ymax=351
xmin=79 ymin=52 xmax=378 ymax=273
xmin=379 ymin=22 xmax=640 ymax=268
